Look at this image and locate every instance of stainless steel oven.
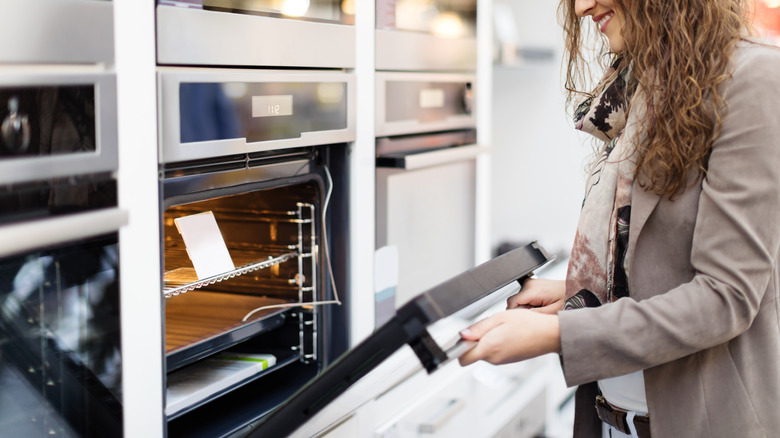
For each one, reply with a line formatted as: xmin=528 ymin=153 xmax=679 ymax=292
xmin=376 ymin=0 xmax=477 ymax=71
xmin=0 ymin=60 xmax=125 ymax=437
xmin=0 ymin=0 xmax=114 ymax=65
xmin=0 ymin=68 xmax=117 ymax=186
xmin=158 ymin=68 xmax=353 ymax=437
xmin=156 ymin=0 xmax=355 ymax=68
xmin=375 ymin=72 xmax=484 ymax=317
xmin=0 ymin=209 xmax=126 ymax=438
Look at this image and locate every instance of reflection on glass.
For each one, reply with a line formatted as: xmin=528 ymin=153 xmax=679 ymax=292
xmin=377 ymin=0 xmax=476 ymax=37
xmin=179 ymin=82 xmax=347 ymax=143
xmin=202 ymin=0 xmax=354 ymax=24
xmin=180 ymin=83 xmax=242 ymax=144
xmin=0 ymin=85 xmax=96 ymax=159
xmin=0 ymin=235 xmax=122 ymax=437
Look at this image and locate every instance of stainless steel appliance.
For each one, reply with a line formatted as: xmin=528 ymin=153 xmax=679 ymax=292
xmin=376 ymin=0 xmax=477 ymax=71
xmin=156 ymin=0 xmax=355 ymax=68
xmin=157 ymin=68 xmax=353 ymax=437
xmin=375 ymin=72 xmax=483 ymax=312
xmin=0 ymin=0 xmax=114 ymax=65
xmin=0 ymin=63 xmax=125 ymax=437
xmin=247 ymin=242 xmax=552 ymax=437
xmin=0 ymin=68 xmax=118 ymax=186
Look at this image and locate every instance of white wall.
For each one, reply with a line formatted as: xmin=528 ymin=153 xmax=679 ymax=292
xmin=490 ymin=0 xmax=592 ymax=259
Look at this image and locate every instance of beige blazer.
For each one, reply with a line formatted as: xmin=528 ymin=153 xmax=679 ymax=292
xmin=558 ymin=40 xmax=780 ymax=438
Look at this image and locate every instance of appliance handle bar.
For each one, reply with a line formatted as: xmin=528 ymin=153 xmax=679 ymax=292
xmin=379 ymin=144 xmax=487 ymax=170
xmin=0 ymin=208 xmax=128 ymax=258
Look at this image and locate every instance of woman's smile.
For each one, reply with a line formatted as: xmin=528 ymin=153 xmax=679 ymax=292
xmin=595 ymin=11 xmax=614 ymax=34
xmin=575 ymin=0 xmax=626 ymax=52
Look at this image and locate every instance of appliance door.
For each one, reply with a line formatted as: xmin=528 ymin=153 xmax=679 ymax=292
xmin=376 ymin=142 xmax=485 ymax=310
xmin=0 ymin=69 xmax=118 ymax=185
xmin=245 ymin=242 xmax=552 ymax=437
xmin=156 ymin=3 xmax=355 ymax=68
xmin=0 ymin=208 xmax=128 ymax=437
xmin=376 ymin=0 xmax=477 ymax=71
xmin=376 ymin=72 xmax=475 ymax=137
xmin=158 ymin=68 xmax=355 ymax=164
xmin=0 ymin=0 xmax=114 ymax=65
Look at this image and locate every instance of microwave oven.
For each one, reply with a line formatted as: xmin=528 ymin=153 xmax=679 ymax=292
xmin=376 ymin=0 xmax=477 ymax=71
xmin=156 ymin=0 xmax=355 ymax=68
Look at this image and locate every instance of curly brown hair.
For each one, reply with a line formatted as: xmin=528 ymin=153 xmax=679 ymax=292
xmin=559 ymin=0 xmax=754 ymax=197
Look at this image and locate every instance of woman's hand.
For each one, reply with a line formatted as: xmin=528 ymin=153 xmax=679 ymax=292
xmin=506 ymin=278 xmax=565 ymax=314
xmin=458 ymin=309 xmax=561 ymax=366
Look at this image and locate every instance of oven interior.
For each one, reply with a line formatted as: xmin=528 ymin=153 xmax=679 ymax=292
xmin=161 ymin=148 xmax=347 ymax=437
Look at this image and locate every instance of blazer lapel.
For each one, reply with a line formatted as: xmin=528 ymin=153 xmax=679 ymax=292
xmin=625 ymin=178 xmax=661 ymax=276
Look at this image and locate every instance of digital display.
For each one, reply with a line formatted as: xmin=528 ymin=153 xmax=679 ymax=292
xmin=252 ymin=95 xmax=294 ymax=118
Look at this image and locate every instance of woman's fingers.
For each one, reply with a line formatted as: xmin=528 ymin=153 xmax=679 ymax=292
xmin=459 ymin=314 xmax=503 ymax=341
xmin=506 ymin=278 xmax=566 ymax=312
xmin=458 ymin=314 xmax=504 ymax=366
xmin=458 ymin=309 xmax=561 ymax=366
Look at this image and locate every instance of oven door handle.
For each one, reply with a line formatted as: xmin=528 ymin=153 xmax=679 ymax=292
xmin=0 ymin=208 xmax=128 ymax=258
xmin=376 ymin=144 xmax=487 ymax=170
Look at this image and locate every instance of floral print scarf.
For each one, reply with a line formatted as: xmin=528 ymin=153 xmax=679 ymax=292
xmin=565 ymin=59 xmax=640 ymax=309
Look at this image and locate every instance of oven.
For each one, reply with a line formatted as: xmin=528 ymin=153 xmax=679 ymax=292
xmin=0 ymin=0 xmax=114 ymax=65
xmin=375 ymin=71 xmax=484 ymax=320
xmin=376 ymin=0 xmax=477 ymax=71
xmin=0 ymin=64 xmax=125 ymax=437
xmin=157 ymin=68 xmax=353 ymax=437
xmin=0 ymin=69 xmax=117 ymax=186
xmin=156 ymin=0 xmax=355 ymax=68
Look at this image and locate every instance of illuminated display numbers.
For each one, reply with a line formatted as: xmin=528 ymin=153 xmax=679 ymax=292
xmin=252 ymin=95 xmax=293 ymax=118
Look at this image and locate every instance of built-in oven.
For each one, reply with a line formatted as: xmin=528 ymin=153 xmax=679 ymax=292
xmin=376 ymin=0 xmax=477 ymax=71
xmin=0 ymin=64 xmax=125 ymax=437
xmin=0 ymin=0 xmax=114 ymax=65
xmin=157 ymin=68 xmax=353 ymax=437
xmin=0 ymin=69 xmax=118 ymax=186
xmin=156 ymin=0 xmax=355 ymax=68
xmin=375 ymin=71 xmax=484 ymax=320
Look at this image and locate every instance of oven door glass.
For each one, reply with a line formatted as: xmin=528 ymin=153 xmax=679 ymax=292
xmin=200 ymin=0 xmax=354 ymax=24
xmin=0 ymin=234 xmax=122 ymax=437
xmin=245 ymin=242 xmax=552 ymax=437
xmin=377 ymin=0 xmax=476 ymax=37
xmin=0 ymin=85 xmax=96 ymax=159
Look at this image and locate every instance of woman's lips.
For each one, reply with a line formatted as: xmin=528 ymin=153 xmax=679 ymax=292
xmin=596 ymin=12 xmax=614 ymax=33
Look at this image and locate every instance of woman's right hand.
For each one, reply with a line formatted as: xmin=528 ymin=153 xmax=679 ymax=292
xmin=506 ymin=278 xmax=565 ymax=314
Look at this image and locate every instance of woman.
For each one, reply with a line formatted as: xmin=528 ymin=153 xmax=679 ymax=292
xmin=459 ymin=0 xmax=780 ymax=437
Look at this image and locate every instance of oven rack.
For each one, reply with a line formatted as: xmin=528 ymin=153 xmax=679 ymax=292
xmin=163 ymin=252 xmax=298 ymax=298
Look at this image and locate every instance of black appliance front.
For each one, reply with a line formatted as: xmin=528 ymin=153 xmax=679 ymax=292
xmin=0 ymin=233 xmax=122 ymax=438
xmin=160 ymin=146 xmax=349 ymax=438
xmin=246 ymin=241 xmax=551 ymax=437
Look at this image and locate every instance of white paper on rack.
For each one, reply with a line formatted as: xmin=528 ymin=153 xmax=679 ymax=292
xmin=173 ymin=211 xmax=235 ymax=280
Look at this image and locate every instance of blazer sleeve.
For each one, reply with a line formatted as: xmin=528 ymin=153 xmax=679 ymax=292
xmin=558 ymin=43 xmax=780 ymax=386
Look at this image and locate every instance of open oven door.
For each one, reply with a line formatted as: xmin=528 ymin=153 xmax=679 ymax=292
xmin=244 ymin=241 xmax=553 ymax=438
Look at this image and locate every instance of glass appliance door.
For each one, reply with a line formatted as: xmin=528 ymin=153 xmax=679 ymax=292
xmin=244 ymin=242 xmax=552 ymax=437
xmin=0 ymin=233 xmax=123 ymax=437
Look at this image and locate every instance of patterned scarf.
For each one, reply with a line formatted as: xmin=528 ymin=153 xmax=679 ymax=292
xmin=564 ymin=59 xmax=640 ymax=309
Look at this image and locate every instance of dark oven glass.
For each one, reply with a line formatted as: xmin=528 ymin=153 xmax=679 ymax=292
xmin=0 ymin=85 xmax=96 ymax=159
xmin=376 ymin=0 xmax=476 ymax=37
xmin=0 ymin=234 xmax=122 ymax=437
xmin=179 ymin=81 xmax=348 ymax=144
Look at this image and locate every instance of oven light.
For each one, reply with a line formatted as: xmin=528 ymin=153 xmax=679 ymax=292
xmin=341 ymin=0 xmax=354 ymax=15
xmin=281 ymin=0 xmax=310 ymax=17
xmin=431 ymin=12 xmax=467 ymax=38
